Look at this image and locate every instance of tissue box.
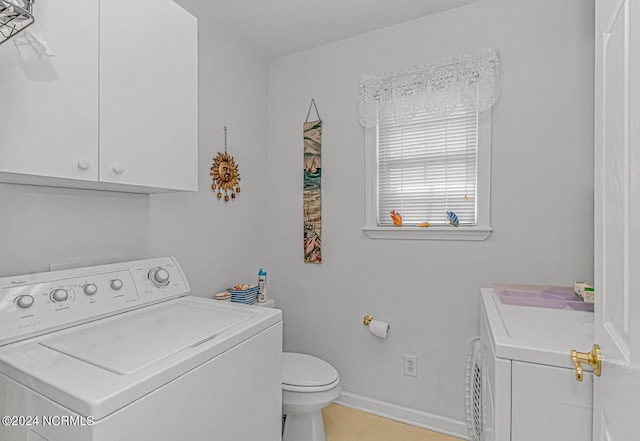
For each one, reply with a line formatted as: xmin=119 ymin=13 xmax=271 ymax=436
xmin=574 ymin=282 xmax=594 ymax=303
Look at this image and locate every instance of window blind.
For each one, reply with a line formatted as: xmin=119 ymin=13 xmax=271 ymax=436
xmin=377 ymin=105 xmax=478 ymax=226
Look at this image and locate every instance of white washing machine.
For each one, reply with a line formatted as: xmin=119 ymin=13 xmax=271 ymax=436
xmin=0 ymin=257 xmax=283 ymax=441
xmin=473 ymin=288 xmax=594 ymax=441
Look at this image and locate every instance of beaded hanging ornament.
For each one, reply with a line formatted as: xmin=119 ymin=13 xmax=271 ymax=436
xmin=211 ymin=126 xmax=241 ymax=202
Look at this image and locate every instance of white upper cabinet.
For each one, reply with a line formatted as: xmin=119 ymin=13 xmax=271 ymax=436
xmin=0 ymin=0 xmax=99 ymax=182
xmin=99 ymin=0 xmax=198 ymax=191
xmin=0 ymin=0 xmax=198 ymax=193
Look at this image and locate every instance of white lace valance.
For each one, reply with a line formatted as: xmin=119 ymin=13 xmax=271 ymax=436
xmin=358 ymin=49 xmax=500 ymax=128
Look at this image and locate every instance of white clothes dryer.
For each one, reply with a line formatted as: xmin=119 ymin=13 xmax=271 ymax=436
xmin=0 ymin=257 xmax=282 ymax=441
xmin=472 ymin=288 xmax=594 ymax=441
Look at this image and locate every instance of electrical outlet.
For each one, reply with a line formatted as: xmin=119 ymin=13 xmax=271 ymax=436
xmin=403 ymin=354 xmax=417 ymax=377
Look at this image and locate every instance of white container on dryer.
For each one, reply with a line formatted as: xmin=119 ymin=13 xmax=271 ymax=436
xmin=474 ymin=288 xmax=594 ymax=441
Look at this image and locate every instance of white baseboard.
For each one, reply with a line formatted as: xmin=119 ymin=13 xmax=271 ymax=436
xmin=335 ymin=391 xmax=470 ymax=440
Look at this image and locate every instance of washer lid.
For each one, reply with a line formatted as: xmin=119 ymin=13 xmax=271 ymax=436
xmin=481 ymin=288 xmax=594 ymax=369
xmin=41 ymin=302 xmax=251 ymax=374
xmin=282 ymin=352 xmax=339 ymax=387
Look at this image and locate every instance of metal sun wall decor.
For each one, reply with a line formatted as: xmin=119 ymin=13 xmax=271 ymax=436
xmin=303 ymin=99 xmax=322 ymax=264
xmin=211 ymin=126 xmax=241 ymax=202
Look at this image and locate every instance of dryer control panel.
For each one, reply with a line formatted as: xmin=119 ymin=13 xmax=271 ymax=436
xmin=0 ymin=257 xmax=189 ymax=346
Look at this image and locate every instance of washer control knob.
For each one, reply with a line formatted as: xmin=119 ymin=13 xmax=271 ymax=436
xmin=149 ymin=267 xmax=170 ymax=287
xmin=83 ymin=284 xmax=98 ymax=296
xmin=16 ymin=295 xmax=34 ymax=309
xmin=51 ymin=289 xmax=69 ymax=302
xmin=110 ymin=279 xmax=123 ymax=290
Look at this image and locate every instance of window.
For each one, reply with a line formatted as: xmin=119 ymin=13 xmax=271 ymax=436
xmin=378 ymin=103 xmax=478 ymax=226
xmin=364 ymin=107 xmax=492 ymax=240
xmin=359 ymin=50 xmax=498 ymax=240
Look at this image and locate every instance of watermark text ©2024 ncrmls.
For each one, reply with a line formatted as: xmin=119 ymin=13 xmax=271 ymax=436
xmin=2 ymin=415 xmax=95 ymax=427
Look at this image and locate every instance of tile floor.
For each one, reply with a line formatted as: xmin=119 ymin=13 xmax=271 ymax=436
xmin=321 ymin=404 xmax=463 ymax=441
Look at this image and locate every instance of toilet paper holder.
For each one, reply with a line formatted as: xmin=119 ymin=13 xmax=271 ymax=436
xmin=363 ymin=314 xmax=389 ymax=339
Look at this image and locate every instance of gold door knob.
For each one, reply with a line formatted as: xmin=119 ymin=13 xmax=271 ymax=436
xmin=571 ymin=344 xmax=602 ymax=382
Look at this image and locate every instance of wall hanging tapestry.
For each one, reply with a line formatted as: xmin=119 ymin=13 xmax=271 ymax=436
xmin=303 ymin=99 xmax=322 ymax=263
xmin=211 ymin=126 xmax=241 ymax=202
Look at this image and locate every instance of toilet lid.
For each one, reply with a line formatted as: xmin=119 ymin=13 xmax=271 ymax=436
xmin=282 ymin=352 xmax=339 ymax=387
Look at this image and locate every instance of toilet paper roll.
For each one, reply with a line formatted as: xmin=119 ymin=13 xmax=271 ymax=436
xmin=369 ymin=319 xmax=389 ymax=339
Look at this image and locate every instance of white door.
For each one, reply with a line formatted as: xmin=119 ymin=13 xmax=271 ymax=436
xmin=99 ymin=0 xmax=198 ymax=191
xmin=0 ymin=0 xmax=98 ymax=181
xmin=593 ymin=0 xmax=640 ymax=439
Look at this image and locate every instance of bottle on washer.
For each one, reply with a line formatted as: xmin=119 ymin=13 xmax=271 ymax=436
xmin=257 ymin=268 xmax=267 ymax=303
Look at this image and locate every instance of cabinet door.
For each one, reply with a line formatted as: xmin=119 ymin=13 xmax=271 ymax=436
xmin=99 ymin=0 xmax=198 ymax=191
xmin=0 ymin=0 xmax=99 ymax=181
xmin=511 ymin=361 xmax=592 ymax=441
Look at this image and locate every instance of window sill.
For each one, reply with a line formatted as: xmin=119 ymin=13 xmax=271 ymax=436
xmin=363 ymin=226 xmax=492 ymax=241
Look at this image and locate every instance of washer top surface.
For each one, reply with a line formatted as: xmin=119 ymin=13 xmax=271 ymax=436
xmin=0 ymin=296 xmax=281 ymax=420
xmin=481 ymin=288 xmax=594 ymax=369
xmin=41 ymin=302 xmax=251 ymax=375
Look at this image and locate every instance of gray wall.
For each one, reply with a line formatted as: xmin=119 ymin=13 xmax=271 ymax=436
xmin=0 ymin=184 xmax=150 ymax=276
xmin=266 ymin=0 xmax=594 ymax=424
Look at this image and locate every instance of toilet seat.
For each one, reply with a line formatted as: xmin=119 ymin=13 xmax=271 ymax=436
xmin=282 ymin=376 xmax=340 ymax=393
xmin=282 ymin=352 xmax=339 ymax=392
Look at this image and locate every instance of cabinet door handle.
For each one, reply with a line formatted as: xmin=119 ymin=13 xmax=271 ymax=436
xmin=77 ymin=159 xmax=91 ymax=170
xmin=112 ymin=162 xmax=125 ymax=174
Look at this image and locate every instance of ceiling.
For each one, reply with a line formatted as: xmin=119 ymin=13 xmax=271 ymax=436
xmin=176 ymin=0 xmax=482 ymax=59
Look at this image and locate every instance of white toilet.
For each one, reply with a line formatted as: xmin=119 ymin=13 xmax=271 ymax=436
xmin=282 ymin=352 xmax=342 ymax=441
